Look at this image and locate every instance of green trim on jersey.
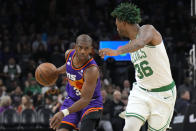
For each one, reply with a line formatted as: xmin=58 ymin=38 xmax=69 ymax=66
xmin=125 ymin=112 xmax=146 ymax=122
xmin=145 ymin=45 xmax=156 ymax=48
xmin=139 ymin=81 xmax=175 ymax=92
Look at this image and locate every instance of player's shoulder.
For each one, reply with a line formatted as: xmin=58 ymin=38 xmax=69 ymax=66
xmin=65 ymin=49 xmax=74 ymax=55
xmin=141 ymin=24 xmax=162 ymax=44
xmin=65 ymin=49 xmax=74 ymax=57
xmin=65 ymin=49 xmax=74 ymax=61
xmin=141 ymin=24 xmax=155 ymax=30
xmin=84 ymin=65 xmax=99 ymax=78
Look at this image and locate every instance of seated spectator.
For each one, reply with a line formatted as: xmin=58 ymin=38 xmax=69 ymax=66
xmin=105 ymin=84 xmax=114 ymax=100
xmin=98 ymin=89 xmax=113 ymax=131
xmin=0 ymin=96 xmax=12 ymax=113
xmin=17 ymin=95 xmax=34 ymax=113
xmin=26 ymin=72 xmax=34 ymax=83
xmin=33 ymin=93 xmax=43 ymax=108
xmin=32 ymin=33 xmax=47 ymax=53
xmin=121 ymin=95 xmax=128 ymax=107
xmin=3 ymin=57 xmax=21 ymax=82
xmin=24 ymin=77 xmax=41 ymax=96
xmin=111 ymin=90 xmax=125 ymax=131
xmin=0 ymin=78 xmax=7 ymax=100
xmin=10 ymin=86 xmax=23 ymax=108
xmin=44 ymin=95 xmax=54 ymax=111
xmin=52 ymin=94 xmax=63 ymax=113
xmin=44 ymin=85 xmax=60 ymax=100
xmin=121 ymin=89 xmax=129 ymax=99
xmin=122 ymin=79 xmax=131 ymax=93
xmin=175 ymin=87 xmax=190 ymax=114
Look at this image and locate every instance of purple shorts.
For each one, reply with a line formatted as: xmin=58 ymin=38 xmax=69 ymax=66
xmin=60 ymin=96 xmax=103 ymax=129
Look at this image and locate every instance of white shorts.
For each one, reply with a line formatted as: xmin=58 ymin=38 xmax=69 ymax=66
xmin=125 ymin=82 xmax=176 ymax=130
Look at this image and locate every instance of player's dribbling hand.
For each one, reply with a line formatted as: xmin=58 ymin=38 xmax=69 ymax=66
xmin=50 ymin=111 xmax=64 ymax=130
xmin=99 ymin=48 xmax=120 ymax=58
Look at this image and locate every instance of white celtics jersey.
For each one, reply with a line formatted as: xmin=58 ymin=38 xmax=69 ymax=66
xmin=130 ymin=41 xmax=173 ymax=90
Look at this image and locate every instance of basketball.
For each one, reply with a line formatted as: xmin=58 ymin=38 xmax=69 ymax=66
xmin=35 ymin=63 xmax=58 ymax=86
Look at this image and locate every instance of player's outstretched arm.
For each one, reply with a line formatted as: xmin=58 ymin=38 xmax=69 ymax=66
xmin=50 ymin=66 xmax=99 ymax=130
xmin=56 ymin=49 xmax=73 ymax=74
xmin=99 ymin=25 xmax=154 ymax=58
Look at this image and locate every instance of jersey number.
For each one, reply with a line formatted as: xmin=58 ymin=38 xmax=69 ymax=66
xmin=134 ymin=60 xmax=153 ymax=79
xmin=73 ymin=87 xmax=81 ymax=96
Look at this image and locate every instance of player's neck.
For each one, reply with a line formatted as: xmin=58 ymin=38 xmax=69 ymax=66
xmin=73 ymin=55 xmax=89 ymax=68
xmin=127 ymin=24 xmax=140 ymax=40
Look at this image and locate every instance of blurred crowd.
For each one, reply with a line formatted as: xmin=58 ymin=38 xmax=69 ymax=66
xmin=0 ymin=0 xmax=196 ymax=131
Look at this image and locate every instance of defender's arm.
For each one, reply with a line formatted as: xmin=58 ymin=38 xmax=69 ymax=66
xmin=99 ymin=25 xmax=154 ymax=57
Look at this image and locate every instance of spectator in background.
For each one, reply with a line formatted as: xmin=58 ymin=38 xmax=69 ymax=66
xmin=105 ymin=84 xmax=114 ymax=100
xmin=0 ymin=78 xmax=6 ymax=100
xmin=3 ymin=57 xmax=21 ymax=91
xmin=26 ymin=72 xmax=34 ymax=83
xmin=98 ymin=89 xmax=113 ymax=131
xmin=10 ymin=86 xmax=23 ymax=108
xmin=52 ymin=94 xmax=64 ymax=113
xmin=25 ymin=60 xmax=37 ymax=75
xmin=122 ymin=80 xmax=130 ymax=93
xmin=175 ymin=87 xmax=190 ymax=114
xmin=44 ymin=85 xmax=60 ymax=100
xmin=111 ymin=90 xmax=125 ymax=131
xmin=0 ymin=96 xmax=12 ymax=113
xmin=32 ymin=34 xmax=47 ymax=53
xmin=33 ymin=93 xmax=43 ymax=109
xmin=44 ymin=95 xmax=54 ymax=111
xmin=17 ymin=95 xmax=34 ymax=113
xmin=2 ymin=46 xmax=14 ymax=64
xmin=121 ymin=95 xmax=128 ymax=107
xmin=24 ymin=77 xmax=41 ymax=96
xmin=33 ymin=43 xmax=49 ymax=62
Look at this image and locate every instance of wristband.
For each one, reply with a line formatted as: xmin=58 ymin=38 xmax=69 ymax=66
xmin=61 ymin=109 xmax=69 ymax=117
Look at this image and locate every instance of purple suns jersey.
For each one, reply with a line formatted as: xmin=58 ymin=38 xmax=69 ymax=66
xmin=65 ymin=50 xmax=102 ymax=105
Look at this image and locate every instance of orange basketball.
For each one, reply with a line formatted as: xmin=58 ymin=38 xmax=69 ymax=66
xmin=35 ymin=63 xmax=58 ymax=86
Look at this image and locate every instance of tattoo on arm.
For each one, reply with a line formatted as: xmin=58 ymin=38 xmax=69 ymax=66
xmin=118 ymin=39 xmax=145 ymax=54
xmin=117 ymin=25 xmax=154 ymax=54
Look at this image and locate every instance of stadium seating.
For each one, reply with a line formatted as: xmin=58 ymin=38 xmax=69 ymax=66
xmin=1 ymin=109 xmax=20 ymax=129
xmin=170 ymin=104 xmax=196 ymax=131
xmin=0 ymin=113 xmax=3 ymax=129
xmin=170 ymin=108 xmax=187 ymax=131
xmin=20 ymin=109 xmax=37 ymax=129
xmin=36 ymin=108 xmax=54 ymax=128
xmin=183 ymin=104 xmax=196 ymax=131
xmin=0 ymin=108 xmax=56 ymax=130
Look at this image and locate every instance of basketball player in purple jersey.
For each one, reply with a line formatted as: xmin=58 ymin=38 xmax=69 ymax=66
xmin=50 ymin=34 xmax=103 ymax=131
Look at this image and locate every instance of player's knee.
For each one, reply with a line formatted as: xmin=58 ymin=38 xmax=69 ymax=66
xmin=123 ymin=123 xmax=138 ymax=131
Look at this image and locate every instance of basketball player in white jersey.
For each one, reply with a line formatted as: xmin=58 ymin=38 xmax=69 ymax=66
xmin=99 ymin=3 xmax=176 ymax=131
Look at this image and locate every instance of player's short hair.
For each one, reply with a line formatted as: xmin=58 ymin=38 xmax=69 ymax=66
xmin=76 ymin=34 xmax=92 ymax=45
xmin=111 ymin=3 xmax=141 ymax=24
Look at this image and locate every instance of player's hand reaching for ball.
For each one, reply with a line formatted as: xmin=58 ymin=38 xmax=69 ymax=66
xmin=50 ymin=111 xmax=64 ymax=130
xmin=99 ymin=48 xmax=120 ymax=58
